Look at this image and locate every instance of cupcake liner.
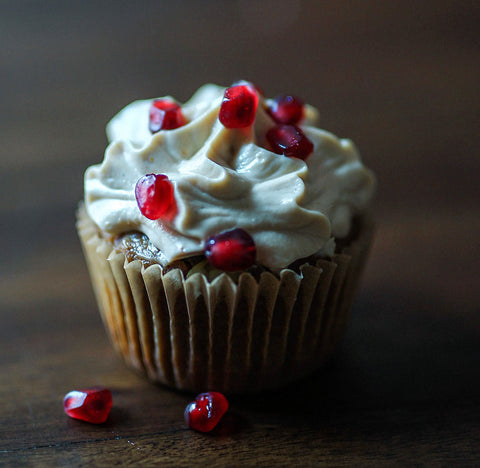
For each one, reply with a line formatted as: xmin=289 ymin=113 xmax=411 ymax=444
xmin=77 ymin=205 xmax=374 ymax=393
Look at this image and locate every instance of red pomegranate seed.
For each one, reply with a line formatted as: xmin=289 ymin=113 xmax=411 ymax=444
xmin=266 ymin=124 xmax=314 ymax=160
xmin=184 ymin=392 xmax=229 ymax=433
xmin=267 ymin=94 xmax=304 ymax=124
xmin=135 ymin=174 xmax=176 ymax=220
xmin=149 ymin=98 xmax=186 ymax=133
xmin=232 ymin=79 xmax=264 ymax=97
xmin=63 ymin=387 xmax=112 ymax=424
xmin=219 ymin=84 xmax=259 ymax=128
xmin=204 ymin=228 xmax=256 ymax=271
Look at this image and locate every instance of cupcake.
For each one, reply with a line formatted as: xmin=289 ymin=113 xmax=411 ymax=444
xmin=77 ymin=82 xmax=375 ymax=393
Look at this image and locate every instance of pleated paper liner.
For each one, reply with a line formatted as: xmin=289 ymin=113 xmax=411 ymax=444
xmin=77 ymin=205 xmax=374 ymax=394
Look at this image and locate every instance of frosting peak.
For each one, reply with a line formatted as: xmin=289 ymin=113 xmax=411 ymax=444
xmin=85 ymin=83 xmax=375 ymax=270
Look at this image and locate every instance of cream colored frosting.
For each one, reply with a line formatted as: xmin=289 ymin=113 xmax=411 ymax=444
xmin=85 ymin=84 xmax=375 ymax=271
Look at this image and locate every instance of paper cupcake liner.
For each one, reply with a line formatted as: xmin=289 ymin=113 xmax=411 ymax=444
xmin=77 ymin=205 xmax=374 ymax=393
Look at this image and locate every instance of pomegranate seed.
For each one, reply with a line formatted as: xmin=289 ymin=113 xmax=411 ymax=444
xmin=149 ymin=98 xmax=186 ymax=133
xmin=135 ymin=174 xmax=176 ymax=220
xmin=184 ymin=392 xmax=229 ymax=433
xmin=204 ymin=228 xmax=256 ymax=271
xmin=232 ymin=79 xmax=264 ymax=96
xmin=267 ymin=94 xmax=304 ymax=124
xmin=266 ymin=124 xmax=313 ymax=160
xmin=219 ymin=84 xmax=259 ymax=128
xmin=63 ymin=387 xmax=112 ymax=424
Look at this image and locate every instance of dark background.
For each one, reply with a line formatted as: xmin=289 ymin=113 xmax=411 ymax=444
xmin=1 ymin=1 xmax=479 ymax=464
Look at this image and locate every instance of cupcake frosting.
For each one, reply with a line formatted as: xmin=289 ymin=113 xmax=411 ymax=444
xmin=85 ymin=83 xmax=375 ymax=270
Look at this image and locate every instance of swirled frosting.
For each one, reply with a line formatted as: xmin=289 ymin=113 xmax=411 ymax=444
xmin=85 ymin=84 xmax=375 ymax=271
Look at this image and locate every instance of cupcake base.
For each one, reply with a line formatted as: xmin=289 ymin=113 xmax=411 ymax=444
xmin=77 ymin=205 xmax=374 ymax=394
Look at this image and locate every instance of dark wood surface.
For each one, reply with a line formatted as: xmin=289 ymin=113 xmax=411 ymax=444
xmin=1 ymin=1 xmax=479 ymax=465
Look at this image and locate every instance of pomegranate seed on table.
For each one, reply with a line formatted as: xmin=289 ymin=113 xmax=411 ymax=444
xmin=63 ymin=387 xmax=112 ymax=424
xmin=135 ymin=174 xmax=176 ymax=220
xmin=149 ymin=98 xmax=186 ymax=133
xmin=266 ymin=124 xmax=314 ymax=161
xmin=184 ymin=392 xmax=229 ymax=433
xmin=219 ymin=84 xmax=259 ymax=128
xmin=267 ymin=94 xmax=305 ymax=125
xmin=204 ymin=228 xmax=256 ymax=271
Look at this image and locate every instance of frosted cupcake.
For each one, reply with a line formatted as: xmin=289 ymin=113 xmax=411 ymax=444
xmin=77 ymin=82 xmax=375 ymax=393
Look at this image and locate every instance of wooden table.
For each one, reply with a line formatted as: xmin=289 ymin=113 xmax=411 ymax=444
xmin=1 ymin=1 xmax=479 ymax=465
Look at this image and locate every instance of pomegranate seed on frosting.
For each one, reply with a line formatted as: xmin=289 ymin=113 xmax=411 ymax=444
xmin=135 ymin=174 xmax=176 ymax=220
xmin=266 ymin=124 xmax=314 ymax=160
xmin=149 ymin=98 xmax=186 ymax=133
xmin=232 ymin=79 xmax=264 ymax=96
xmin=204 ymin=228 xmax=256 ymax=271
xmin=219 ymin=84 xmax=259 ymax=128
xmin=267 ymin=94 xmax=305 ymax=125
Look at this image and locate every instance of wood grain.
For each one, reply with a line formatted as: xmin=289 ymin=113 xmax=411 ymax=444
xmin=1 ymin=0 xmax=479 ymax=465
